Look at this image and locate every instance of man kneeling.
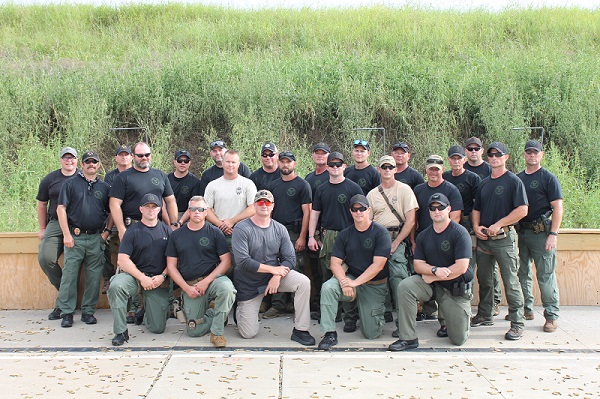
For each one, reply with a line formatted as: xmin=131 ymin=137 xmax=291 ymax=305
xmin=166 ymin=196 xmax=236 ymax=348
xmin=389 ymin=193 xmax=473 ymax=351
xmin=318 ymin=194 xmax=391 ymax=350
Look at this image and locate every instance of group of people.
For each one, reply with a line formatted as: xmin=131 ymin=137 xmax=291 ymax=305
xmin=35 ymin=135 xmax=563 ymax=350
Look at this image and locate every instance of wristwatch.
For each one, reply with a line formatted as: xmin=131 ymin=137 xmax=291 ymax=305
xmin=161 ymin=272 xmax=168 ymax=280
xmin=170 ymin=221 xmax=181 ymax=227
xmin=103 ymin=227 xmax=111 ymax=233
xmin=431 ymin=267 xmax=438 ymax=276
xmin=549 ymin=231 xmax=558 ymax=236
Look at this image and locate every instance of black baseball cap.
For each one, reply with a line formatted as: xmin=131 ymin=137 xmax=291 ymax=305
xmin=428 ymin=193 xmax=450 ymax=207
xmin=350 ymin=194 xmax=369 ymax=208
xmin=279 ymin=151 xmax=296 ymax=161
xmin=448 ymin=145 xmax=466 ymax=157
xmin=174 ymin=149 xmax=191 ymax=160
xmin=487 ymin=142 xmax=509 ymax=155
xmin=81 ymin=150 xmax=100 ymax=162
xmin=313 ymin=143 xmax=331 ymax=153
xmin=353 ymin=139 xmax=370 ymax=150
xmin=392 ymin=142 xmax=410 ymax=152
xmin=209 ymin=140 xmax=227 ymax=150
xmin=115 ymin=144 xmax=132 ymax=156
xmin=464 ymin=137 xmax=483 ymax=148
xmin=327 ymin=151 xmax=345 ymax=163
xmin=140 ymin=193 xmax=162 ymax=207
xmin=261 ymin=142 xmax=278 ymax=154
xmin=524 ymin=140 xmax=542 ymax=152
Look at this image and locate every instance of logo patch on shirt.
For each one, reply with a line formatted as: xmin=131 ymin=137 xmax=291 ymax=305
xmin=495 ymin=186 xmax=504 ymax=195
xmin=441 ymin=240 xmax=451 ymax=252
xmin=94 ymin=190 xmax=103 ymax=199
xmin=287 ymin=188 xmax=296 ymax=197
xmin=181 ymin=186 xmax=190 ymax=194
xmin=456 ymin=182 xmax=466 ymax=193
xmin=358 ymin=178 xmax=367 ymax=188
xmin=530 ymin=180 xmax=540 ymax=189
xmin=199 ymin=237 xmax=210 ymax=247
xmin=236 ymin=187 xmax=242 ymax=195
xmin=363 ymin=238 xmax=374 ymax=249
xmin=337 ymin=194 xmax=348 ymax=204
xmin=151 ymin=177 xmax=160 ymax=186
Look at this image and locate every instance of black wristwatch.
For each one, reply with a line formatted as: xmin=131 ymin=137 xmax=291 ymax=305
xmin=161 ymin=272 xmax=168 ymax=280
xmin=549 ymin=231 xmax=558 ymax=236
xmin=431 ymin=267 xmax=438 ymax=276
xmin=103 ymin=227 xmax=111 ymax=233
xmin=170 ymin=221 xmax=181 ymax=227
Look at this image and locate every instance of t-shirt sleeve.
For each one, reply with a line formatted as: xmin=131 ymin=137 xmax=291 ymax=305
xmin=512 ymin=177 xmax=529 ymax=207
xmin=164 ymin=229 xmax=179 ymax=258
xmin=57 ymin=180 xmax=71 ymax=207
xmin=119 ymin=228 xmax=135 ymax=255
xmin=330 ymin=229 xmax=347 ymax=260
xmin=215 ymin=228 xmax=230 ymax=257
xmin=373 ymin=225 xmax=392 ymax=258
xmin=36 ymin=174 xmax=51 ymax=202
xmin=453 ymin=225 xmax=472 ymax=260
xmin=231 ymin=223 xmax=261 ymax=272
xmin=204 ymin=181 xmax=215 ymax=208
xmin=109 ymin=173 xmax=126 ymax=200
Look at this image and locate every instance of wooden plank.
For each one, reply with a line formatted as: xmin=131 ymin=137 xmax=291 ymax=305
xmin=0 ymin=233 xmax=39 ymax=254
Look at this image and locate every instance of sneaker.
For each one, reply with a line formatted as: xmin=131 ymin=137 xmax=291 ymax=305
xmin=343 ymin=320 xmax=357 ymax=333
xmin=259 ymin=301 xmax=270 ymax=314
xmin=112 ymin=330 xmax=129 ymax=346
xmin=210 ymin=333 xmax=227 ymax=348
xmin=61 ymin=313 xmax=74 ymax=328
xmin=416 ymin=312 xmax=437 ymax=321
xmin=388 ymin=338 xmax=419 ymax=351
xmin=504 ymin=312 xmax=535 ymax=321
xmin=263 ymin=307 xmax=285 ymax=319
xmin=102 ymin=279 xmax=110 ymax=295
xmin=505 ymin=325 xmax=524 ymax=340
xmin=317 ymin=331 xmax=338 ymax=350
xmin=291 ymin=328 xmax=316 ymax=346
xmin=384 ymin=311 xmax=394 ymax=323
xmin=126 ymin=312 xmax=136 ymax=324
xmin=285 ymin=302 xmax=295 ymax=314
xmin=48 ymin=307 xmax=61 ymax=320
xmin=543 ymin=319 xmax=558 ymax=333
xmin=436 ymin=325 xmax=448 ymax=338
xmin=493 ymin=304 xmax=500 ymax=316
xmin=471 ymin=314 xmax=494 ymax=327
xmin=81 ymin=314 xmax=97 ymax=325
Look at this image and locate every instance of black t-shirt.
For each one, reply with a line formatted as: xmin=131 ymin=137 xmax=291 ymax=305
xmin=313 ymin=179 xmax=363 ymax=231
xmin=268 ymin=176 xmax=312 ymax=225
xmin=109 ymin=168 xmax=174 ymax=220
xmin=443 ymin=170 xmax=482 ymax=216
xmin=104 ymin=168 xmax=120 ymax=186
xmin=394 ymin=166 xmax=425 ymax=190
xmin=165 ymin=222 xmax=229 ymax=280
xmin=517 ymin=168 xmax=562 ymax=222
xmin=344 ymin=165 xmax=381 ymax=195
xmin=119 ymin=221 xmax=172 ymax=276
xmin=474 ymin=171 xmax=529 ymax=227
xmin=465 ymin=162 xmax=492 ymax=180
xmin=414 ymin=221 xmax=473 ymax=290
xmin=332 ymin=222 xmax=391 ymax=281
xmin=305 ymin=170 xmax=330 ymax=199
xmin=198 ymin=163 xmax=252 ymax=196
xmin=414 ymin=181 xmax=464 ymax=235
xmin=57 ymin=173 xmax=110 ymax=230
xmin=36 ymin=169 xmax=78 ymax=220
xmin=168 ymin=172 xmax=202 ymax=212
xmin=250 ymin=167 xmax=282 ymax=190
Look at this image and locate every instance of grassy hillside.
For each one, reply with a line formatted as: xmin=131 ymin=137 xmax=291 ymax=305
xmin=0 ymin=4 xmax=599 ymax=230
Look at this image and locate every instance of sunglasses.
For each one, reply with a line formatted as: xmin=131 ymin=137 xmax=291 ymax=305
xmin=350 ymin=205 xmax=368 ymax=213
xmin=466 ymin=146 xmax=482 ymax=152
xmin=261 ymin=152 xmax=276 ymax=158
xmin=328 ymin=161 xmax=344 ymax=168
xmin=428 ymin=204 xmax=447 ymax=211
xmin=256 ymin=199 xmax=273 ymax=206
xmin=487 ymin=152 xmax=505 ymax=158
xmin=83 ymin=159 xmax=99 ymax=164
xmin=210 ymin=140 xmax=225 ymax=149
xmin=188 ymin=206 xmax=207 ymax=212
xmin=426 ymin=158 xmax=444 ymax=165
xmin=525 ymin=149 xmax=540 ymax=155
xmin=380 ymin=165 xmax=395 ymax=170
xmin=353 ymin=139 xmax=369 ymax=147
xmin=61 ymin=156 xmax=76 ymax=161
xmin=176 ymin=158 xmax=190 ymax=164
xmin=134 ymin=153 xmax=151 ymax=158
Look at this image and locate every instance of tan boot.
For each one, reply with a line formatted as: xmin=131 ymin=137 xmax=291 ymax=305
xmin=210 ymin=333 xmax=227 ymax=348
xmin=543 ymin=319 xmax=558 ymax=333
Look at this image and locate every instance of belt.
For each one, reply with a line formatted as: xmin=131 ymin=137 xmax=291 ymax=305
xmin=69 ymin=226 xmax=102 ymax=236
xmin=124 ymin=217 xmax=140 ymax=227
xmin=186 ymin=276 xmax=207 ymax=285
xmin=386 ymin=226 xmax=400 ymax=232
xmin=321 ymin=228 xmax=339 ymax=235
xmin=366 ymin=277 xmax=388 ymax=285
xmin=520 ymin=221 xmax=535 ymax=229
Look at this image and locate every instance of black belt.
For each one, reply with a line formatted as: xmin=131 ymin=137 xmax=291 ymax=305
xmin=520 ymin=221 xmax=534 ymax=229
xmin=69 ymin=226 xmax=102 ymax=236
xmin=386 ymin=226 xmax=400 ymax=232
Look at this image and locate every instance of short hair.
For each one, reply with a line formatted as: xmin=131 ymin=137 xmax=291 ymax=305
xmin=132 ymin=141 xmax=151 ymax=154
xmin=188 ymin=196 xmax=207 ymax=207
xmin=224 ymin=149 xmax=239 ymax=159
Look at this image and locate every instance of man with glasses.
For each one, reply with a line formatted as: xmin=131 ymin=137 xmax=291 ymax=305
xmin=198 ymin=140 xmax=251 ymax=195
xmin=308 ymin=151 xmax=363 ymax=332
xmin=388 ymin=193 xmax=473 ymax=351
xmin=55 ymin=151 xmax=111 ymax=328
xmin=250 ymin=142 xmax=281 ymax=190
xmin=108 ymin=193 xmax=172 ymax=346
xmin=413 ymin=155 xmax=463 ymax=325
xmin=471 ymin=142 xmax=528 ymax=340
xmin=232 ymin=190 xmax=315 ymax=346
xmin=391 ymin=142 xmax=424 ymax=190
xmin=167 ymin=149 xmax=201 ymax=222
xmin=344 ymin=139 xmax=380 ymax=195
xmin=367 ymin=155 xmax=418 ymax=335
xmin=165 ymin=196 xmax=236 ymax=347
xmin=37 ymin=146 xmax=79 ymax=320
xmin=318 ymin=194 xmax=391 ymax=350
xmin=515 ymin=140 xmax=563 ymax=333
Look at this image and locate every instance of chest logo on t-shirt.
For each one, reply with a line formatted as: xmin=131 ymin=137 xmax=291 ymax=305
xmin=363 ymin=238 xmax=374 ymax=249
xmin=456 ymin=182 xmax=466 ymax=193
xmin=236 ymin=187 xmax=242 ymax=195
xmin=530 ymin=180 xmax=540 ymax=190
xmin=358 ymin=178 xmax=367 ymax=188
xmin=287 ymin=188 xmax=296 ymax=197
xmin=151 ymin=177 xmax=160 ymax=186
xmin=441 ymin=240 xmax=451 ymax=252
xmin=181 ymin=186 xmax=190 ymax=194
xmin=94 ymin=190 xmax=103 ymax=199
xmin=337 ymin=194 xmax=348 ymax=204
xmin=495 ymin=186 xmax=504 ymax=196
xmin=314 ymin=180 xmax=323 ymax=189
xmin=199 ymin=237 xmax=210 ymax=247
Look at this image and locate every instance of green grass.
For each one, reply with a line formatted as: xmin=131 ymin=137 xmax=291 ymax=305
xmin=0 ymin=4 xmax=599 ymax=230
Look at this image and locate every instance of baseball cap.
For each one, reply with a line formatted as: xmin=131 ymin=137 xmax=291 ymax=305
xmin=378 ymin=155 xmax=396 ymax=167
xmin=81 ymin=150 xmax=99 ymax=162
xmin=261 ymin=142 xmax=278 ymax=154
xmin=115 ymin=144 xmax=132 ymax=156
xmin=60 ymin=147 xmax=78 ymax=158
xmin=254 ymin=189 xmax=275 ymax=203
xmin=428 ymin=193 xmax=450 ymax=207
xmin=353 ymin=139 xmax=370 ymax=150
xmin=278 ymin=151 xmax=296 ymax=161
xmin=327 ymin=151 xmax=345 ymax=163
xmin=426 ymin=155 xmax=444 ymax=169
xmin=464 ymin=137 xmax=483 ymax=147
xmin=313 ymin=142 xmax=331 ymax=153
xmin=174 ymin=149 xmax=191 ymax=160
xmin=350 ymin=194 xmax=369 ymax=208
xmin=140 ymin=193 xmax=162 ymax=207
xmin=209 ymin=140 xmax=227 ymax=150
xmin=448 ymin=145 xmax=466 ymax=158
xmin=392 ymin=142 xmax=410 ymax=152
xmin=524 ymin=140 xmax=542 ymax=152
xmin=487 ymin=142 xmax=509 ymax=155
